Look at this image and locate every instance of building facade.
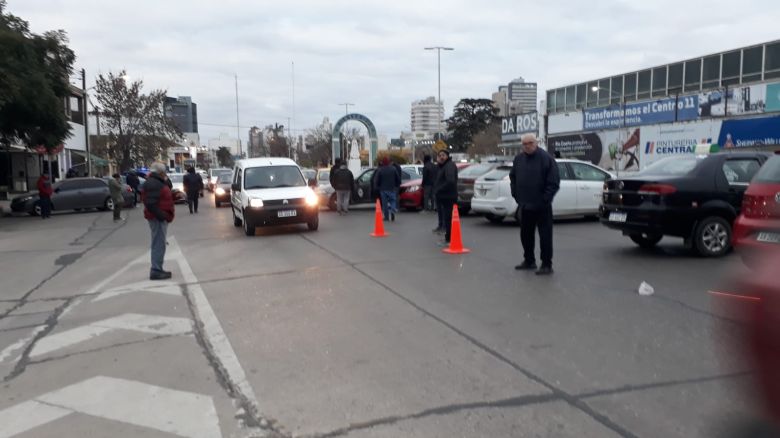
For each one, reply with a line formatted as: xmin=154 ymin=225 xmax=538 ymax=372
xmin=492 ymin=78 xmax=538 ymax=117
xmin=164 ymin=96 xmax=198 ymax=134
xmin=411 ymin=97 xmax=444 ymax=140
xmin=208 ymin=133 xmax=241 ymax=157
xmin=544 ymin=40 xmax=780 ymax=173
xmin=248 ymin=126 xmax=266 ymax=158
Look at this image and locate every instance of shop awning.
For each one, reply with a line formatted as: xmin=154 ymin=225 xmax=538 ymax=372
xmin=71 ymin=150 xmax=109 ymax=167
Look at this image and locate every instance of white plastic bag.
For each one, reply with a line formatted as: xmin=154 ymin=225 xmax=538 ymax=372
xmin=638 ymin=281 xmax=655 ymax=296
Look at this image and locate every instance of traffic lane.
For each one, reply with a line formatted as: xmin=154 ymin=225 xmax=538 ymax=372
xmin=198 ymin=265 xmax=556 ymax=437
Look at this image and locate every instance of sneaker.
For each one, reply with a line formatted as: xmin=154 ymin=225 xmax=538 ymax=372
xmin=150 ymin=270 xmax=172 ymax=280
xmin=535 ymin=265 xmax=554 ymax=276
xmin=514 ymin=261 xmax=538 ymax=271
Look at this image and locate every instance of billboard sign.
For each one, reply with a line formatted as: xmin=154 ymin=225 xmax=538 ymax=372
xmin=501 ymin=112 xmax=539 ymax=142
xmin=641 ymin=120 xmax=722 ymax=166
xmin=583 ymin=96 xmax=699 ymax=130
xmin=717 ymin=115 xmax=780 ymax=148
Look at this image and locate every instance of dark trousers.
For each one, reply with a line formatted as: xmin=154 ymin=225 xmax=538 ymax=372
xmin=423 ymin=185 xmax=434 ymax=210
xmin=436 ymin=198 xmax=444 ymax=229
xmin=520 ymin=205 xmax=554 ymax=267
xmin=113 ymin=202 xmax=122 ymax=220
xmin=39 ymin=197 xmax=51 ymax=218
xmin=131 ymin=189 xmax=138 ymax=205
xmin=440 ymin=199 xmax=456 ymax=242
xmin=187 ymin=195 xmax=199 ymax=213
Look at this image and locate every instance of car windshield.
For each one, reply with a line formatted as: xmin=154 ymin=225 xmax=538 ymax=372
xmin=169 ymin=174 xmax=184 ymax=183
xmin=213 ymin=170 xmax=232 ymax=179
xmin=640 ymin=156 xmax=703 ymax=176
xmin=302 ymin=169 xmax=316 ymax=180
xmin=481 ymin=167 xmax=511 ymax=181
xmin=244 ymin=166 xmax=305 ymax=189
xmin=753 ymin=156 xmax=780 ymax=183
xmin=459 ymin=163 xmax=494 ymax=178
xmin=318 ymin=171 xmax=330 ymax=181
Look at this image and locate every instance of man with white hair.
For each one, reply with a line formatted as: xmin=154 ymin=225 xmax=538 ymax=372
xmin=509 ymin=133 xmax=560 ymax=275
xmin=142 ymin=162 xmax=176 ymax=280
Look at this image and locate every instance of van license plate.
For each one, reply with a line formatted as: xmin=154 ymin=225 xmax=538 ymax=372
xmin=278 ymin=210 xmax=297 ymax=218
xmin=757 ymin=232 xmax=780 ymax=244
xmin=609 ymin=212 xmax=627 ymax=222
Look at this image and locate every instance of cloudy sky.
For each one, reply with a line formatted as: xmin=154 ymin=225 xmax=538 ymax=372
xmin=9 ymin=0 xmax=780 ymax=144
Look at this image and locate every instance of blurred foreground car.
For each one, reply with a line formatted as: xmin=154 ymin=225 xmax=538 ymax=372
xmin=733 ymin=155 xmax=780 ymax=265
xmin=399 ymin=178 xmax=423 ymax=211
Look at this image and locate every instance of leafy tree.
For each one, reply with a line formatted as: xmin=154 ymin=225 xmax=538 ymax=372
xmin=265 ymin=123 xmax=289 ymax=157
xmin=93 ymin=70 xmax=181 ymax=170
xmin=445 ymin=98 xmax=499 ymax=152
xmin=304 ymin=124 xmax=332 ymax=167
xmin=216 ymin=146 xmax=234 ymax=168
xmin=0 ymin=1 xmax=75 ymax=151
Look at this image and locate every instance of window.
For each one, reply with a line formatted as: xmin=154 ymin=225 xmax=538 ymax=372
xmin=637 ymin=70 xmax=651 ymax=100
xmin=358 ymin=169 xmax=373 ymax=184
xmin=667 ymin=63 xmax=683 ymax=94
xmin=754 ymin=156 xmax=780 ymax=183
xmin=459 ymin=163 xmax=495 ymax=178
xmin=546 ymin=90 xmax=555 ymax=112
xmin=652 ymin=66 xmax=667 ymax=97
xmin=597 ymin=79 xmax=610 ymax=106
xmin=722 ymin=159 xmax=761 ymax=184
xmin=85 ymin=180 xmax=106 ymax=189
xmin=317 ymin=171 xmax=330 ymax=181
xmin=586 ymin=81 xmax=598 ymax=107
xmin=244 ymin=166 xmax=305 ymax=189
xmin=557 ymin=162 xmax=572 ymax=180
xmin=624 ymin=73 xmax=637 ymax=101
xmin=482 ymin=167 xmax=511 ymax=181
xmin=641 ymin=156 xmax=703 ymax=176
xmin=610 ymin=76 xmax=622 ymax=104
xmin=569 ymin=162 xmax=609 ymax=181
xmin=742 ymin=46 xmax=763 ymax=83
xmin=721 ymin=51 xmax=741 ymax=86
xmin=766 ymin=42 xmax=780 ymax=79
xmin=554 ymin=88 xmax=564 ymax=112
xmin=684 ymin=59 xmax=701 ymax=92
xmin=234 ymin=169 xmax=242 ymax=187
xmin=702 ymin=55 xmax=721 ymax=89
xmin=565 ymin=85 xmax=575 ymax=111
xmin=70 ymin=97 xmax=80 ymax=113
xmin=575 ymin=84 xmax=586 ymax=109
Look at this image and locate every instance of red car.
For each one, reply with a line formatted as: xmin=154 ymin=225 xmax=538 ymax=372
xmin=733 ymin=154 xmax=780 ymax=263
xmin=399 ymin=178 xmax=424 ymax=211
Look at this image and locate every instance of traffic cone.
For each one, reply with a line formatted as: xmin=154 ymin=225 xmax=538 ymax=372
xmin=370 ymin=199 xmax=388 ymax=237
xmin=443 ymin=204 xmax=470 ymax=254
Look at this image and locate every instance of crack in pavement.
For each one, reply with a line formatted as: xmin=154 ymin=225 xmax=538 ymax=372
xmin=26 ymin=333 xmax=193 ymax=366
xmin=0 ymin=323 xmax=45 ymax=334
xmin=575 ymin=370 xmax=752 ymax=400
xmin=306 ymin=393 xmax=562 ymax=438
xmin=298 ymin=234 xmax=639 ymax=438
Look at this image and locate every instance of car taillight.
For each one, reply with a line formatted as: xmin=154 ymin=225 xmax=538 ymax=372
xmin=742 ymin=194 xmax=776 ymax=219
xmin=637 ymin=184 xmax=677 ymax=195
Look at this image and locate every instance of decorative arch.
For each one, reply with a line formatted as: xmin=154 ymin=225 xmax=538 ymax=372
xmin=331 ymin=113 xmax=378 ymax=165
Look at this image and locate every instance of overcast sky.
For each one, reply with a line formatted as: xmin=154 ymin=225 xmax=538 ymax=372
xmin=9 ymin=0 xmax=780 ymax=144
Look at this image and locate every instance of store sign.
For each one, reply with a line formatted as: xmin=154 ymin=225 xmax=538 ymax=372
xmin=548 ymin=133 xmax=603 ymax=165
xmin=718 ymin=115 xmax=780 ymax=148
xmin=501 ymin=112 xmax=539 ymax=142
xmin=584 ymin=96 xmax=699 ymax=130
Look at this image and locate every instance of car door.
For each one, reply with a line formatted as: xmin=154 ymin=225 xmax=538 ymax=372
xmin=354 ymin=169 xmax=375 ymax=203
xmin=231 ymin=168 xmax=243 ymax=212
xmin=85 ymin=179 xmax=109 ymax=207
xmin=52 ymin=180 xmax=81 ymax=211
xmin=721 ymin=157 xmax=763 ymax=212
xmin=569 ymin=162 xmax=611 ymax=214
xmin=552 ymin=162 xmax=578 ymax=216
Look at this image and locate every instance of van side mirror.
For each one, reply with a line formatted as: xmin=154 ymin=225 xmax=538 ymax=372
xmin=231 ymin=183 xmax=241 ymax=192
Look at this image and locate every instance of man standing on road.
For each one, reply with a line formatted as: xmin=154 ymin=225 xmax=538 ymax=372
xmin=330 ymin=159 xmax=354 ymax=216
xmin=143 ymin=162 xmax=175 ymax=280
xmin=422 ymin=155 xmax=436 ymax=212
xmin=374 ymin=157 xmax=400 ymax=221
xmin=108 ymin=173 xmax=125 ymax=222
xmin=183 ymin=167 xmax=204 ymax=214
xmin=433 ymin=150 xmax=458 ymax=245
xmin=509 ymin=133 xmax=560 ymax=276
xmin=36 ymin=172 xmax=53 ymax=219
xmin=126 ymin=171 xmax=140 ymax=206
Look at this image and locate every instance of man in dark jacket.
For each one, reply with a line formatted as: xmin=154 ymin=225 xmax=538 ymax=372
xmin=433 ymin=150 xmax=458 ymax=245
xmin=183 ymin=167 xmax=204 ymax=214
xmin=509 ymin=133 xmax=560 ymax=275
xmin=330 ymin=160 xmax=354 ymax=215
xmin=126 ymin=172 xmax=141 ymax=206
xmin=422 ymin=155 xmax=436 ymax=212
xmin=374 ymin=157 xmax=401 ymax=221
xmin=143 ymin=162 xmax=176 ymax=280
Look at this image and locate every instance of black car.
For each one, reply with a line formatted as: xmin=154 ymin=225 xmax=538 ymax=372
xmin=352 ymin=167 xmax=416 ymax=205
xmin=10 ymin=177 xmax=129 ymax=216
xmin=600 ymin=152 xmax=771 ymax=256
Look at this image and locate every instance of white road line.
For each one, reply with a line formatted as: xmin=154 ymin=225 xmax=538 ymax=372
xmin=92 ymin=279 xmax=182 ymax=302
xmin=0 ymin=400 xmax=71 ymax=438
xmin=168 ymin=236 xmax=262 ymax=425
xmin=0 ymin=325 xmax=46 ymax=364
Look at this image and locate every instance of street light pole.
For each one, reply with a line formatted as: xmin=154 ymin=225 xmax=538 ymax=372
xmin=235 ymin=74 xmax=241 ymax=158
xmin=424 ymin=47 xmax=454 ymax=138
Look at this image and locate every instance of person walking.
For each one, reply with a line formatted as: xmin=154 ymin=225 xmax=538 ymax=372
xmin=422 ymin=155 xmax=436 ymax=212
xmin=330 ymin=159 xmax=354 ymax=215
xmin=143 ymin=162 xmax=175 ymax=280
xmin=433 ymin=150 xmax=458 ymax=245
xmin=374 ymin=157 xmax=400 ymax=221
xmin=36 ymin=172 xmax=53 ymax=219
xmin=108 ymin=173 xmax=125 ymax=221
xmin=126 ymin=171 xmax=141 ymax=206
xmin=183 ymin=167 xmax=204 ymax=214
xmin=509 ymin=133 xmax=560 ymax=276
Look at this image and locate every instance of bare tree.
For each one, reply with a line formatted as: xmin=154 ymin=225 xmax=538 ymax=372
xmin=470 ymin=122 xmax=502 ymax=157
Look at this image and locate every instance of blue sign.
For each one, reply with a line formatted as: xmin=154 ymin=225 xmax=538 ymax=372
xmin=718 ymin=116 xmax=780 ymax=148
xmin=583 ymin=96 xmax=699 ymax=130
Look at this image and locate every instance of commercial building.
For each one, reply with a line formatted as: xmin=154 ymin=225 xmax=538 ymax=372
xmin=410 ymin=97 xmax=444 ymax=140
xmin=164 ymin=96 xmax=198 ymax=134
xmin=544 ymin=40 xmax=780 ymax=172
xmin=208 ymin=133 xmax=241 ymax=157
xmin=492 ymin=78 xmax=538 ymax=116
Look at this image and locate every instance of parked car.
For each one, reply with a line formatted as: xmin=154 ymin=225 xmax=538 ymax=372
xmin=313 ymin=168 xmax=336 ymax=210
xmin=399 ymin=178 xmax=424 ymax=211
xmin=167 ymin=173 xmax=188 ymax=204
xmin=401 ymin=164 xmax=424 ymax=178
xmin=600 ymin=152 xmax=771 ymax=256
xmin=207 ymin=168 xmax=233 ymax=192
xmin=733 ymin=154 xmax=780 ymax=263
xmin=471 ymin=160 xmax=613 ymax=223
xmin=230 ymin=158 xmax=319 ymax=236
xmin=457 ymin=162 xmax=507 ymax=215
xmin=351 ymin=167 xmax=417 ymax=206
xmin=214 ymin=174 xmax=233 ymax=207
xmin=301 ymin=168 xmax=317 ymax=184
xmin=10 ymin=177 xmax=129 ymax=216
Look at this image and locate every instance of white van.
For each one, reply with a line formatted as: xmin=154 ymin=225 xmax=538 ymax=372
xmin=230 ymin=158 xmax=320 ymax=236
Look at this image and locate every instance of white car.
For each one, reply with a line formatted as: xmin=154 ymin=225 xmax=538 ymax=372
xmin=471 ymin=159 xmax=613 ymax=223
xmin=230 ymin=158 xmax=320 ymax=236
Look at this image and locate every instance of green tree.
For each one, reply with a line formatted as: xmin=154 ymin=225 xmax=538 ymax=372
xmin=445 ymin=98 xmax=499 ymax=152
xmin=0 ymin=1 xmax=75 ymax=151
xmin=216 ymin=147 xmax=234 ymax=168
xmin=93 ymin=70 xmax=181 ymax=170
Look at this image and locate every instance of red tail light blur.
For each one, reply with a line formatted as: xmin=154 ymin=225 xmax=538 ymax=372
xmin=742 ymin=194 xmax=778 ymax=219
xmin=637 ymin=184 xmax=677 ymax=195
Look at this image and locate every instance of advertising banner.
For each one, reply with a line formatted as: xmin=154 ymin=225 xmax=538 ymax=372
xmin=501 ymin=112 xmax=539 ymax=142
xmin=583 ymin=96 xmax=699 ymax=130
xmin=718 ymin=115 xmax=780 ymax=148
xmin=698 ymin=84 xmax=767 ymax=117
xmin=547 ymin=111 xmax=583 ymax=134
xmin=640 ymin=120 xmax=722 ymax=166
xmin=549 ymin=128 xmax=641 ymax=172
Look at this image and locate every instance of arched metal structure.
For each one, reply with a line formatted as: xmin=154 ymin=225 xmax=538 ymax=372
xmin=331 ymin=113 xmax=378 ymax=165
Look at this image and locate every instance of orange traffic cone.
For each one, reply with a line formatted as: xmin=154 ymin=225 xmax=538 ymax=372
xmin=443 ymin=204 xmax=470 ymax=254
xmin=370 ymin=199 xmax=388 ymax=237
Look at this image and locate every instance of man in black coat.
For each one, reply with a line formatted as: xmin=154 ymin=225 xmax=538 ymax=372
xmin=509 ymin=133 xmax=560 ymax=275
xmin=433 ymin=150 xmax=458 ymax=245
xmin=183 ymin=167 xmax=204 ymax=214
xmin=422 ymin=155 xmax=437 ymax=212
xmin=330 ymin=160 xmax=355 ymax=215
xmin=374 ymin=157 xmax=401 ymax=221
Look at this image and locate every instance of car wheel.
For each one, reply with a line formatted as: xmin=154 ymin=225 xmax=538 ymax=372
xmin=485 ymin=214 xmax=504 ymax=224
xmin=242 ymin=211 xmax=255 ymax=236
xmin=232 ymin=208 xmax=242 ymax=227
xmin=629 ymin=233 xmax=663 ymax=249
xmin=693 ymin=216 xmax=732 ymax=257
xmin=102 ymin=197 xmax=114 ymax=212
xmin=32 ymin=202 xmax=42 ymax=216
xmin=328 ymin=194 xmax=337 ymax=211
xmin=307 ymin=214 xmax=319 ymax=231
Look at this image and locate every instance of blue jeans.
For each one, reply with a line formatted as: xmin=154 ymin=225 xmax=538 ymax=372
xmin=148 ymin=220 xmax=168 ymax=272
xmin=380 ymin=191 xmax=397 ymax=220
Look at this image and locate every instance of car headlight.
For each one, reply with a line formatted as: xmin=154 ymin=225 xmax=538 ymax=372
xmin=215 ymin=187 xmax=226 ymax=195
xmin=17 ymin=196 xmax=33 ymax=203
xmin=305 ymin=191 xmax=319 ymax=207
xmin=249 ymin=198 xmax=264 ymax=208
xmin=407 ymin=185 xmax=420 ymax=193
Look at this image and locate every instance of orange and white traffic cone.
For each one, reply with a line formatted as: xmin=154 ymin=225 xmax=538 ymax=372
xmin=443 ymin=204 xmax=470 ymax=254
xmin=370 ymin=199 xmax=388 ymax=237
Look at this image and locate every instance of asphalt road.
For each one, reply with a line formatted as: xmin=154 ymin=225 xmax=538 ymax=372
xmin=0 ymin=194 xmax=759 ymax=437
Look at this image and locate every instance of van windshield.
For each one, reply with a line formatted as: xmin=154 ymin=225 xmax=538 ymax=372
xmin=244 ymin=166 xmax=305 ymax=189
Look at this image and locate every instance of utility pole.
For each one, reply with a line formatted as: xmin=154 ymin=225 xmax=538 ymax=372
xmin=424 ymin=47 xmax=454 ymax=137
xmin=339 ymin=103 xmax=354 ymax=116
xmin=235 ymin=74 xmax=241 ymax=158
xmin=81 ymin=69 xmax=92 ymax=176
xmin=292 ymin=61 xmax=296 ymax=155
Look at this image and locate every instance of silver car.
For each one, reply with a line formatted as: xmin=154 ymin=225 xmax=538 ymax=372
xmin=10 ymin=177 xmax=128 ymax=216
